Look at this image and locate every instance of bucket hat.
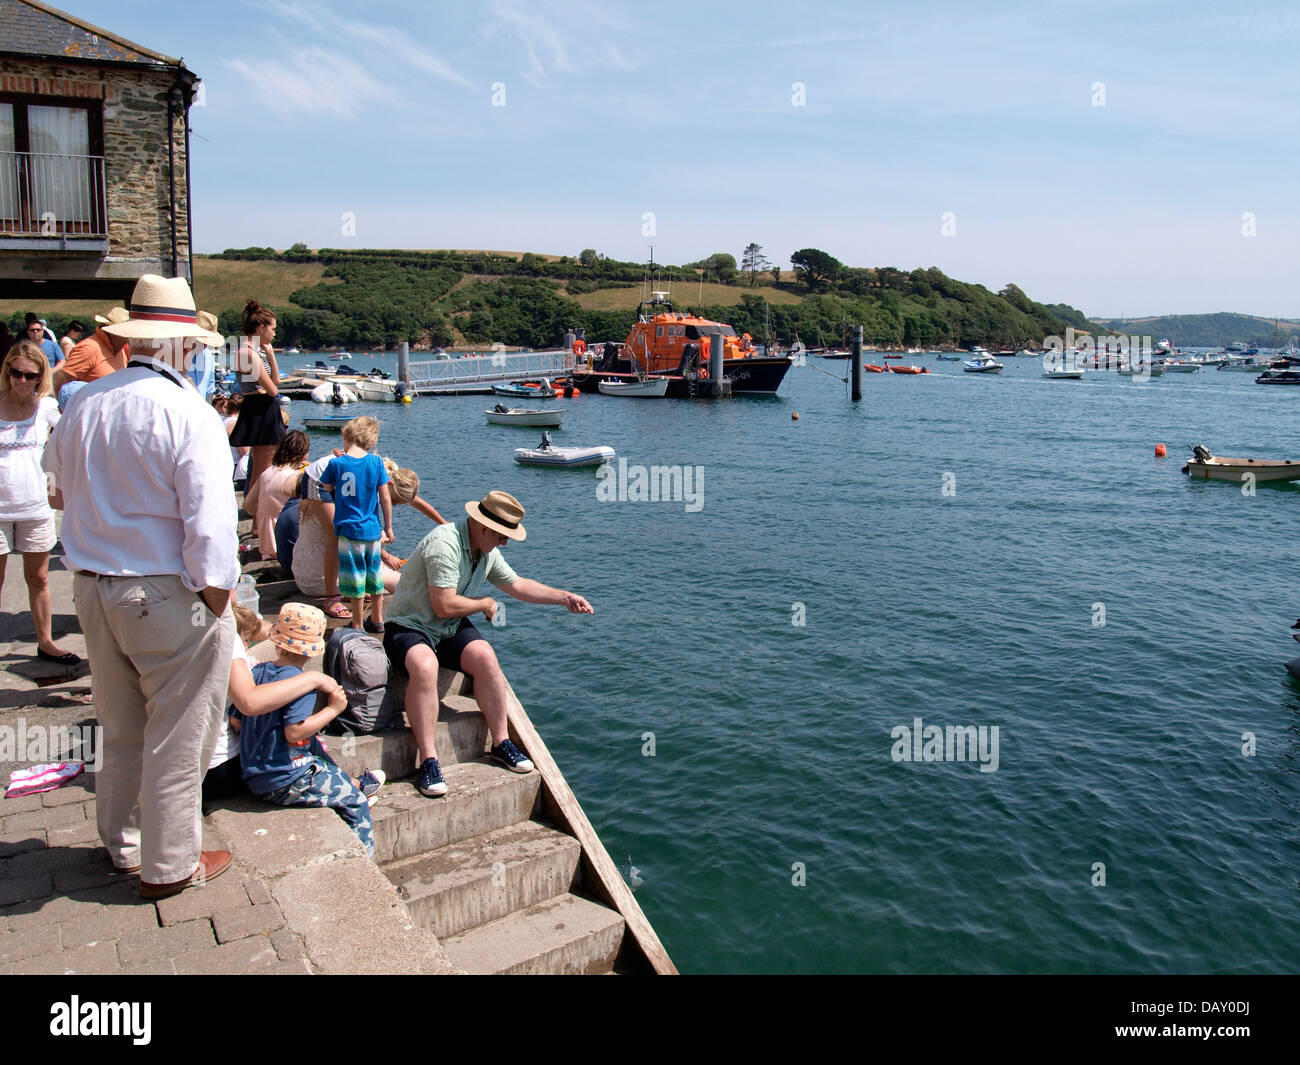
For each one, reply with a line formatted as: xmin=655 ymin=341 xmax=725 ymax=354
xmin=465 ymin=490 xmax=526 ymax=541
xmin=268 ymin=603 xmax=327 ymax=657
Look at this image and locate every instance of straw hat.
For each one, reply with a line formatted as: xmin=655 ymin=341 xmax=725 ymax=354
xmin=465 ymin=490 xmax=526 ymax=541
xmin=93 ymin=307 xmax=130 ymax=327
xmin=268 ymin=602 xmax=327 ymax=657
xmin=102 ymin=275 xmax=224 ymax=345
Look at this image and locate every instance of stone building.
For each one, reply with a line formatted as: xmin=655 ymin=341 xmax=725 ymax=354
xmin=0 ymin=0 xmax=199 ymax=300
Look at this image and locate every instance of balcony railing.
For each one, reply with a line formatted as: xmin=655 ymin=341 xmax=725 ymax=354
xmin=0 ymin=151 xmax=107 ymax=239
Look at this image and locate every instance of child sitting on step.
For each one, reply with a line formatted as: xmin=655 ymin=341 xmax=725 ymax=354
xmin=236 ymin=603 xmax=385 ymax=857
xmin=203 ymin=604 xmax=347 ymax=809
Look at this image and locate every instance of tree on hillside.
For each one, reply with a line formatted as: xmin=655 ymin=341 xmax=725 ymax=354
xmin=770 ymin=265 xmax=781 ymax=284
xmin=688 ymin=252 xmax=738 ymax=283
xmin=742 ymin=242 xmax=772 ymax=287
xmin=579 ymin=249 xmax=600 ymax=267
xmin=790 ymin=248 xmax=842 ymax=290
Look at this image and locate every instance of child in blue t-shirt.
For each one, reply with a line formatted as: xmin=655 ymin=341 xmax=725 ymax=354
xmin=237 ymin=603 xmax=384 ymax=857
xmin=319 ymin=416 xmax=394 ymax=634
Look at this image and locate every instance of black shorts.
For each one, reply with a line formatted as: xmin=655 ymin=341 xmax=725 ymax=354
xmin=228 ymin=391 xmax=287 ymax=448
xmin=383 ymin=618 xmax=486 ymax=675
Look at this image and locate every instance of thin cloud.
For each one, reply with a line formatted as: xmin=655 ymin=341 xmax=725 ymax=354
xmin=249 ymin=0 xmax=475 ymax=90
xmin=483 ymin=0 xmax=573 ymax=85
xmin=226 ymin=49 xmax=401 ymax=118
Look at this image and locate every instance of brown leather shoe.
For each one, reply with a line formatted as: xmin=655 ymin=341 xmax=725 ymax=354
xmin=139 ymin=850 xmax=232 ymax=899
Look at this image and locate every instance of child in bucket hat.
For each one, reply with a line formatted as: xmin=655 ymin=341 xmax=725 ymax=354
xmin=236 ymin=603 xmax=385 ymax=855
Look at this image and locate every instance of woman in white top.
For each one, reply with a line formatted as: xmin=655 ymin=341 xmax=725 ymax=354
xmin=0 ymin=340 xmax=75 ymax=664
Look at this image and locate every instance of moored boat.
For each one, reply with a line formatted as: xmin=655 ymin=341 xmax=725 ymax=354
xmin=963 ymin=352 xmax=1004 ymax=373
xmin=494 ymin=379 xmax=557 ymax=399
xmin=1042 ymin=368 xmax=1085 ymax=379
xmin=486 ymin=405 xmax=567 ymax=427
xmin=1182 ymin=445 xmax=1300 ymax=483
xmin=570 ymin=292 xmax=791 ymax=397
xmin=886 ymin=364 xmax=928 ymax=374
xmin=515 ymin=432 xmax=613 ymax=468
xmin=304 ymin=413 xmax=358 ymax=431
xmin=597 ymin=376 xmax=669 ymax=397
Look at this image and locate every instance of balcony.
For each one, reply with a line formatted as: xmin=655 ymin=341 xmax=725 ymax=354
xmin=0 ymin=150 xmax=108 ymax=251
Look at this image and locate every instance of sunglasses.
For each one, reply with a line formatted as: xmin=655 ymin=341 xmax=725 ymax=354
xmin=8 ymin=368 xmax=40 ymax=382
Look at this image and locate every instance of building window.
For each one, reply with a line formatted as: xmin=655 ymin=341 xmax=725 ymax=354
xmin=0 ymin=97 xmax=105 ymax=237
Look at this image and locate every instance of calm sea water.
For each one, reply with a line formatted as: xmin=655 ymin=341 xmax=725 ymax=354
xmin=314 ymin=352 xmax=1300 ymax=974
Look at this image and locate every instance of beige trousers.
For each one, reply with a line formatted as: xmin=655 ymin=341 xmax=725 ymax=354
xmin=75 ymin=573 xmax=234 ymax=883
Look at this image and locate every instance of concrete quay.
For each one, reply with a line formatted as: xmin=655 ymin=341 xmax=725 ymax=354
xmin=1 ymin=536 xmax=671 ymax=975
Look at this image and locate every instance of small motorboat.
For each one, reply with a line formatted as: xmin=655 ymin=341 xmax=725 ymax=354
xmin=304 ymin=414 xmax=356 ymax=431
xmin=1255 ymin=369 xmax=1300 ymax=385
xmin=936 ymin=352 xmax=963 ymax=361
xmin=494 ymin=379 xmax=556 ymax=399
xmin=963 ymin=353 xmax=1004 ymax=373
xmin=882 ymin=353 xmax=904 ymax=360
xmin=597 ymin=375 xmax=669 ymax=397
xmin=486 ymin=405 xmax=567 ymax=427
xmin=1042 ymin=368 xmax=1085 ymax=379
xmin=887 ymin=364 xmax=928 ymax=374
xmin=1183 ymin=445 xmax=1300 ymax=483
xmin=330 ymin=351 xmax=353 ymax=360
xmin=515 ymin=432 xmax=613 ymax=468
xmin=864 ymin=364 xmax=886 ymax=373
xmin=311 ymin=381 xmax=359 ymax=404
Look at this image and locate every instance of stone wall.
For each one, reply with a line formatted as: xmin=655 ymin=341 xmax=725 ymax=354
xmin=0 ymin=58 xmax=192 ymax=277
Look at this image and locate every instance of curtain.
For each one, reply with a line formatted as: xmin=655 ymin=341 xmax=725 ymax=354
xmin=0 ymin=104 xmax=15 ymax=227
xmin=28 ymin=105 xmax=91 ymax=225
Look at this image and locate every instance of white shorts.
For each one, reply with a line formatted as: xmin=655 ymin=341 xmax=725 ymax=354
xmin=0 ymin=515 xmax=56 ymax=555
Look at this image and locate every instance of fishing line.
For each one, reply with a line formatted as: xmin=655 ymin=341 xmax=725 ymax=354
xmin=586 ymin=611 xmax=634 ymax=883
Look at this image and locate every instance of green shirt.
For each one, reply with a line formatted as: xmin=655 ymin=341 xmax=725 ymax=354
xmin=388 ymin=518 xmax=518 ymax=641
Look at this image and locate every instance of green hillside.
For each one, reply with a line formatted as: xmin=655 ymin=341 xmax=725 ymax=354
xmin=3 ymin=245 xmax=1094 ymax=352
xmin=1089 ymin=312 xmax=1300 ymax=349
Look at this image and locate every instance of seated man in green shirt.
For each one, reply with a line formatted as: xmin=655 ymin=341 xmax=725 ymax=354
xmin=383 ymin=490 xmax=594 ymax=797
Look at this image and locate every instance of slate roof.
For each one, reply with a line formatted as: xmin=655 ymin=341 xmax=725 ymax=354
xmin=0 ymin=0 xmax=185 ymax=67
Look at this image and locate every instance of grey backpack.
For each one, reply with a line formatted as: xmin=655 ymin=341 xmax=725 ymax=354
xmin=322 ymin=628 xmax=398 ymax=734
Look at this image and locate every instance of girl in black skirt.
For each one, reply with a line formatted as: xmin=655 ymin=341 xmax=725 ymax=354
xmin=228 ymin=298 xmax=284 ymax=495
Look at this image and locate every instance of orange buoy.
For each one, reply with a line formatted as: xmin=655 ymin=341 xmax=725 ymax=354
xmin=1155 ymin=443 xmax=1167 ymax=457
xmin=792 ymin=411 xmax=799 ymax=420
xmin=572 ymin=339 xmax=587 ymax=357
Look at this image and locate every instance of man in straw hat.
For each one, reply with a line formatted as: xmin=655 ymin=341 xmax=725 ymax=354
xmin=385 ymin=490 xmax=594 ymax=798
xmin=43 ymin=275 xmax=238 ymax=899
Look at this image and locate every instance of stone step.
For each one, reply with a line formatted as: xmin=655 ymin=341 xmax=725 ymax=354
xmin=327 ymin=698 xmax=487 ymax=782
xmin=439 ymin=893 xmax=626 ymax=976
xmin=383 ymin=820 xmax=581 ymax=940
xmin=368 ymin=760 xmax=540 ymax=864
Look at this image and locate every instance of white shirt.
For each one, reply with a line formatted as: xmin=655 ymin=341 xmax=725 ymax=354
xmin=0 ymin=396 xmax=60 ymax=521
xmin=210 ymin=634 xmax=254 ymax=768
xmin=42 ymin=357 xmax=239 ymax=592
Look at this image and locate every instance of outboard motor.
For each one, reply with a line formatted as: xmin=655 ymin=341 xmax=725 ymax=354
xmin=538 ymin=431 xmax=553 ymax=450
xmin=394 ymin=381 xmax=407 ymax=401
xmin=494 ymin=403 xmax=509 ymax=413
xmin=677 ymin=343 xmax=700 ymax=378
xmin=331 ymin=383 xmax=343 ymax=407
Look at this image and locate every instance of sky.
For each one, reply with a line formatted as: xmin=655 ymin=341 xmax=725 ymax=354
xmin=63 ymin=0 xmax=1300 ymax=318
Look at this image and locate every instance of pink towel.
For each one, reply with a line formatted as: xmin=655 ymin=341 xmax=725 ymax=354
xmin=5 ymin=762 xmax=84 ymax=798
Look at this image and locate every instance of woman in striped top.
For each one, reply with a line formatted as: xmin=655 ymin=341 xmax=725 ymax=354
xmin=228 ymin=298 xmax=285 ymax=496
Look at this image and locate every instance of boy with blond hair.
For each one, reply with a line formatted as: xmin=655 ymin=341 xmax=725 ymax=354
xmin=237 ymin=603 xmax=383 ymax=857
xmin=318 ymin=416 xmax=393 ymax=633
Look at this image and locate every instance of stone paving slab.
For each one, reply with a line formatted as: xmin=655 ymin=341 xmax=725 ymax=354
xmin=0 ymin=536 xmax=455 ymax=975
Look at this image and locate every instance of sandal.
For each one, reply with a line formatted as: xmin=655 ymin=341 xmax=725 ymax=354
xmin=323 ymin=597 xmax=352 ymax=619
